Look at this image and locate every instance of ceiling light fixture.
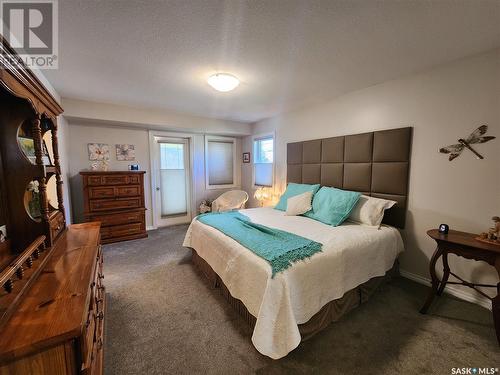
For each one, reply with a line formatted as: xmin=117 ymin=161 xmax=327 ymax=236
xmin=207 ymin=73 xmax=240 ymax=92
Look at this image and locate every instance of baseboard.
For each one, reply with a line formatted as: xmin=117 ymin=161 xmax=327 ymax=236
xmin=146 ymin=226 xmax=155 ymax=231
xmin=399 ymin=269 xmax=492 ymax=311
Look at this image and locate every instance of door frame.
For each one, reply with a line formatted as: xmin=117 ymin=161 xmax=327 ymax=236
xmin=149 ymin=130 xmax=195 ymax=229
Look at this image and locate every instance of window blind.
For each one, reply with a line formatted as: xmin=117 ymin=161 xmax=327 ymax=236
xmin=254 ymin=136 xmax=274 ymax=187
xmin=207 ymin=140 xmax=234 ymax=186
xmin=160 ymin=143 xmax=187 ymax=216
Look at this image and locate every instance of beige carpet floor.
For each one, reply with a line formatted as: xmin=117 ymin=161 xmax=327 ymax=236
xmin=103 ymin=225 xmax=499 ymax=375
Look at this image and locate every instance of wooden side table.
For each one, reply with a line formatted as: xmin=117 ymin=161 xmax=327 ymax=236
xmin=420 ymin=229 xmax=500 ymax=345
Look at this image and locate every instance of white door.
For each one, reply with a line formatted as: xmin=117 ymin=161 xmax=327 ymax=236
xmin=153 ymin=137 xmax=192 ymax=227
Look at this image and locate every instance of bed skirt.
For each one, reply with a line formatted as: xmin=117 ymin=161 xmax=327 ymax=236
xmin=191 ymin=249 xmax=398 ymax=342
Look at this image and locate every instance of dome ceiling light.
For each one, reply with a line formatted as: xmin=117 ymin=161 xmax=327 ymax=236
xmin=207 ymin=73 xmax=240 ymax=92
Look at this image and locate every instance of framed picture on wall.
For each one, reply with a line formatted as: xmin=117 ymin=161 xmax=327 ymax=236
xmin=88 ymin=143 xmax=110 ymax=161
xmin=243 ymin=152 xmax=250 ymax=163
xmin=116 ymin=144 xmax=135 ymax=161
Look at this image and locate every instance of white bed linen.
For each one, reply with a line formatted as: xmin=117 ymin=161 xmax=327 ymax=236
xmin=183 ymin=207 xmax=404 ymax=359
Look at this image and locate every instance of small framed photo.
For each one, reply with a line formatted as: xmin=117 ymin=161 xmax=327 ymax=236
xmin=18 ymin=136 xmax=36 ymax=163
xmin=243 ymin=152 xmax=250 ymax=163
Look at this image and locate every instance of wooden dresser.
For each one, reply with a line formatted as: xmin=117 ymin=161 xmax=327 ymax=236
xmin=81 ymin=171 xmax=147 ymax=244
xmin=0 ymin=222 xmax=104 ymax=374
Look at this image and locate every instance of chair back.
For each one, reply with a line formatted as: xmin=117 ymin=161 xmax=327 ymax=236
xmin=211 ymin=190 xmax=249 ymax=212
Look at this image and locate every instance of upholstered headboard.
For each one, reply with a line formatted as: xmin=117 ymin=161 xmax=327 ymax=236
xmin=287 ymin=127 xmax=412 ymax=228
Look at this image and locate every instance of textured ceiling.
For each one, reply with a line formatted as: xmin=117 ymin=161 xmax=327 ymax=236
xmin=44 ymin=0 xmax=500 ymax=123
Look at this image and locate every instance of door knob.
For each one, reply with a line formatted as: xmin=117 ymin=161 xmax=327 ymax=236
xmin=156 ymin=187 xmax=160 ymax=191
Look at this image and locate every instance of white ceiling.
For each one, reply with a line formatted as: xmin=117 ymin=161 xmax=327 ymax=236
xmin=44 ymin=0 xmax=500 ymax=123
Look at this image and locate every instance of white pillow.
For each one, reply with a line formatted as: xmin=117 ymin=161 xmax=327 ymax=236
xmin=348 ymin=195 xmax=397 ymax=228
xmin=285 ymin=191 xmax=313 ymax=216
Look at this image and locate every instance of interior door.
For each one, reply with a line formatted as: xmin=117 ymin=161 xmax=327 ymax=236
xmin=153 ymin=137 xmax=192 ymax=227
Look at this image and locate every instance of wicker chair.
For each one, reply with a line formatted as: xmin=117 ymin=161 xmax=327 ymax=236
xmin=211 ymin=190 xmax=249 ymax=212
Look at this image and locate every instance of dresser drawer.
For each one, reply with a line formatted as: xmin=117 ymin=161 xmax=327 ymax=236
xmin=89 ymin=175 xmax=128 ymax=186
xmin=101 ymin=222 xmax=143 ymax=240
xmin=116 ymin=185 xmax=141 ymax=197
xmin=89 ymin=185 xmax=141 ymax=199
xmin=88 ymin=187 xmax=115 ymax=199
xmin=82 ymin=310 xmax=96 ymax=369
xmin=49 ymin=211 xmax=65 ymax=240
xmin=88 ymin=176 xmax=103 ymax=186
xmin=88 ymin=210 xmax=144 ymax=227
xmin=89 ymin=197 xmax=142 ymax=212
xmin=128 ymin=175 xmax=140 ymax=184
xmin=91 ymin=293 xmax=105 ymax=375
xmin=87 ymin=174 xmax=141 ymax=186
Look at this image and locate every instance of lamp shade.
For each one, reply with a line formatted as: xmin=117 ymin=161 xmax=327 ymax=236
xmin=254 ymin=187 xmax=264 ymax=201
xmin=254 ymin=187 xmax=271 ymax=202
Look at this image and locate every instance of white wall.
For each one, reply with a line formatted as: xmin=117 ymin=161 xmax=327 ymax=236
xmin=243 ymin=49 xmax=500 ymax=306
xmin=66 ymin=122 xmax=242 ymax=229
xmin=63 ymin=98 xmax=252 ymax=136
xmin=62 ymin=98 xmax=249 ymax=227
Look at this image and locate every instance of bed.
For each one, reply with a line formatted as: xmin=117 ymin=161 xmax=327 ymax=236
xmin=183 ymin=127 xmax=412 ymax=359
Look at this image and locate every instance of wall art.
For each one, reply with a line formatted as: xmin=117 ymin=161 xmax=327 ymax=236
xmin=88 ymin=143 xmax=110 ymax=161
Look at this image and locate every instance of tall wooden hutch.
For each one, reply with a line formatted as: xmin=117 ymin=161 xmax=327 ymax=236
xmin=0 ymin=37 xmax=105 ymax=374
xmin=0 ymin=45 xmax=66 ymax=254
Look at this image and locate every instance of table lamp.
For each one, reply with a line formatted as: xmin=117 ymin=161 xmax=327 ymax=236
xmin=254 ymin=187 xmax=271 ymax=207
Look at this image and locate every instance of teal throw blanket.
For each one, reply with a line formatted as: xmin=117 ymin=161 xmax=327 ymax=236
xmin=197 ymin=211 xmax=322 ymax=277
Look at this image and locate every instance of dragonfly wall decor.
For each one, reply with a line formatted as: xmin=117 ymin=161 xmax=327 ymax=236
xmin=439 ymin=125 xmax=496 ymax=161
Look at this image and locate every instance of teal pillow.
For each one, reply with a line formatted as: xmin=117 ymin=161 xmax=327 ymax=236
xmin=275 ymin=183 xmax=321 ymax=211
xmin=305 ymin=187 xmax=361 ymax=226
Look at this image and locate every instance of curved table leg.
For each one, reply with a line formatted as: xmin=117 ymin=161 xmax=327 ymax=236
xmin=437 ymin=251 xmax=450 ymax=296
xmin=420 ymin=245 xmax=443 ymax=314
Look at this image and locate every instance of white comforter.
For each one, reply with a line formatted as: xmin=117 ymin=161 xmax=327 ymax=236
xmin=183 ymin=207 xmax=404 ymax=359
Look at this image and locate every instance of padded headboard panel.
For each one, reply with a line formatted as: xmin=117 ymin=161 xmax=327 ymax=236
xmin=287 ymin=127 xmax=412 ymax=228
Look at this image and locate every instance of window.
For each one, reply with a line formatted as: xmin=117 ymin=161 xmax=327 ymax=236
xmin=205 ymin=136 xmax=237 ymax=189
xmin=253 ymin=134 xmax=274 ymax=187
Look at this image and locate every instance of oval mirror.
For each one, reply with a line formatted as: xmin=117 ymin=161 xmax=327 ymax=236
xmin=42 ymin=130 xmax=54 ymax=166
xmin=47 ymin=175 xmax=58 ymax=210
xmin=24 ymin=180 xmax=42 ymax=222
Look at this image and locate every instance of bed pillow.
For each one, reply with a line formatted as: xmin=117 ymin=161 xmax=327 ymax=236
xmin=305 ymin=187 xmax=361 ymax=226
xmin=275 ymin=183 xmax=321 ymax=211
xmin=285 ymin=191 xmax=313 ymax=216
xmin=348 ymin=195 xmax=397 ymax=228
